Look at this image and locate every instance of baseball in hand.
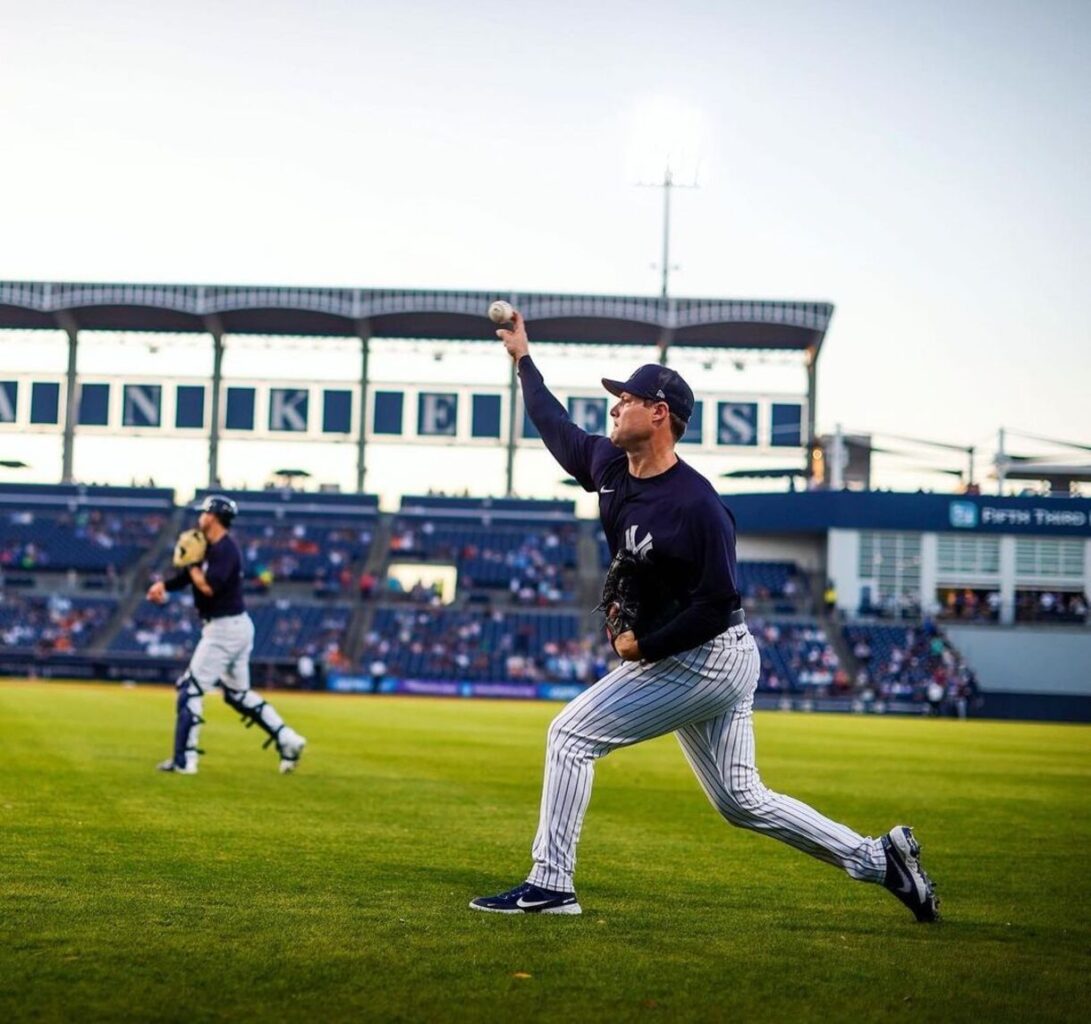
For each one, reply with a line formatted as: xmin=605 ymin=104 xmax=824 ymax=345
xmin=488 ymin=300 xmax=515 ymax=324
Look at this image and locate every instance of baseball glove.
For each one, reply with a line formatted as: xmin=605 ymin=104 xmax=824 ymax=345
xmin=172 ymin=528 xmax=208 ymax=568
xmin=598 ymin=550 xmax=643 ymax=646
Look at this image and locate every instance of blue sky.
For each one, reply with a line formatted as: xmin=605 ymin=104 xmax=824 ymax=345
xmin=1 ymin=0 xmax=1087 ymax=478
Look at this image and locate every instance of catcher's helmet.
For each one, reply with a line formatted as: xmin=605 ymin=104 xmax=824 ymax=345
xmin=200 ymin=494 xmax=238 ymax=526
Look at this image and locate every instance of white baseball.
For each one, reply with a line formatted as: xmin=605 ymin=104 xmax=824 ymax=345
xmin=488 ymin=300 xmax=515 ymax=324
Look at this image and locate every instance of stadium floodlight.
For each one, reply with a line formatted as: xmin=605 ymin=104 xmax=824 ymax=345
xmin=629 ymin=97 xmax=706 ymax=303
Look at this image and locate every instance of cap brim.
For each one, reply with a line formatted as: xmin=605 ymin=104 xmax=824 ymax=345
xmin=602 ymin=377 xmax=650 ymax=400
xmin=600 ymin=378 xmax=623 ymax=398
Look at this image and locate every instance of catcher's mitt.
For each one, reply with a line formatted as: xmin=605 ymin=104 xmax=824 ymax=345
xmin=598 ymin=550 xmax=643 ymax=646
xmin=172 ymin=528 xmax=208 ymax=569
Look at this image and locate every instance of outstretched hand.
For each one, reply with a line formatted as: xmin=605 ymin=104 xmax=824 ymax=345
xmin=497 ymin=310 xmax=529 ymax=363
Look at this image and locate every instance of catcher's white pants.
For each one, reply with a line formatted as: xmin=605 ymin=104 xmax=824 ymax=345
xmin=190 ymin=613 xmax=255 ymax=692
xmin=527 ymin=624 xmax=887 ymax=892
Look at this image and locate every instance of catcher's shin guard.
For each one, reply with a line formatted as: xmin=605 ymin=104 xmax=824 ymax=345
xmin=172 ymin=672 xmax=205 ymax=769
xmin=222 ymin=687 xmax=289 ymax=753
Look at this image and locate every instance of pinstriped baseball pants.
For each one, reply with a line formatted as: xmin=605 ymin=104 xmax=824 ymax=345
xmin=527 ymin=624 xmax=887 ymax=892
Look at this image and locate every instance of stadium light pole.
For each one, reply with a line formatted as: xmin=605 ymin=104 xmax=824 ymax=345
xmin=805 ymin=344 xmax=819 ymax=483
xmin=204 ymin=316 xmax=225 ymax=489
xmin=56 ymin=311 xmax=79 ymax=483
xmin=355 ymin=320 xmax=371 ymax=494
xmin=639 ymin=165 xmax=697 ymax=366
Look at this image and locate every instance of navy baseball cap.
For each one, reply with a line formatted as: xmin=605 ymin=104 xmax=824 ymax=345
xmin=602 ymin=365 xmax=695 ymax=423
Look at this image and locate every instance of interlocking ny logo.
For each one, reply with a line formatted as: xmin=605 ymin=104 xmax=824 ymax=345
xmin=624 ymin=524 xmax=654 ymax=559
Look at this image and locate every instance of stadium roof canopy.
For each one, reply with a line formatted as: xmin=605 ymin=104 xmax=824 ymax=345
xmin=0 ymin=281 xmax=833 ymax=353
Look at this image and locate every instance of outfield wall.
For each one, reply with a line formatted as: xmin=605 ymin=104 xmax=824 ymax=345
xmin=945 ymin=625 xmax=1091 ymax=694
xmin=944 ymin=624 xmax=1091 ymax=722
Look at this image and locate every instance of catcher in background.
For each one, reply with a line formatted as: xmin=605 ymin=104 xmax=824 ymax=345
xmin=470 ymin=311 xmax=939 ymax=923
xmin=146 ymin=494 xmax=307 ymax=775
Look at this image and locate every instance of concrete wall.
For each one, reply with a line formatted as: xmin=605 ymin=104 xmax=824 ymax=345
xmin=826 ymin=529 xmax=861 ymax=612
xmin=945 ymin=624 xmax=1091 ymax=695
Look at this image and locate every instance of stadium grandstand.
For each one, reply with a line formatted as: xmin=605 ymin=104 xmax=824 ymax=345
xmin=1 ymin=281 xmax=1088 ymax=722
xmin=2 ymin=481 xmax=1087 ymax=721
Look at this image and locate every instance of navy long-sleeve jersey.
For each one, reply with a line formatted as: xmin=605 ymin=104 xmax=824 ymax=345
xmin=165 ymin=532 xmax=245 ymax=621
xmin=519 ymin=355 xmax=741 ymax=662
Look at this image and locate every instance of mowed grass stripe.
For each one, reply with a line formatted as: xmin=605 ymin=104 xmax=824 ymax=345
xmin=1 ymin=681 xmax=1088 ymax=1023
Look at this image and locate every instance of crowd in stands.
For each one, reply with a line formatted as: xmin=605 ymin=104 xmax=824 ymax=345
xmin=0 ymin=592 xmax=114 ymax=652
xmin=1015 ymin=590 xmax=1088 ymax=624
xmin=112 ymin=595 xmax=353 ymax=668
xmin=112 ymin=597 xmax=197 ymax=659
xmin=857 ymin=590 xmax=924 ymax=620
xmin=358 ymin=607 xmax=613 ymax=684
xmin=750 ymin=618 xmax=848 ymax=695
xmin=936 ymin=588 xmax=1088 ymax=624
xmin=938 ymin=588 xmax=1001 ymax=622
xmin=737 ymin=562 xmax=803 ymax=604
xmin=0 ymin=509 xmax=167 ymax=572
xmin=252 ymin=601 xmax=351 ymax=670
xmin=390 ymin=519 xmax=575 ymax=605
xmin=845 ymin=620 xmax=980 ymax=714
xmin=239 ymin=521 xmax=373 ymax=591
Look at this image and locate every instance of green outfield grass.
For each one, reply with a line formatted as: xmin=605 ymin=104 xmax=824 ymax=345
xmin=1 ymin=681 xmax=1088 ymax=1023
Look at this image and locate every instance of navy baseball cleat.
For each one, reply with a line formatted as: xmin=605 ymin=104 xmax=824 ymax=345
xmin=882 ymin=826 xmax=940 ymax=922
xmin=469 ymin=881 xmax=582 ymax=915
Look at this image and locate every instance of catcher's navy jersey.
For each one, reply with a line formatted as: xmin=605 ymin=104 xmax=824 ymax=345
xmin=166 ymin=532 xmax=245 ymax=621
xmin=519 ymin=355 xmax=740 ymax=661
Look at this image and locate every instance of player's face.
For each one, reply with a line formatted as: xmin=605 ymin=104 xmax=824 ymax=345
xmin=198 ymin=510 xmax=215 ymax=535
xmin=609 ymin=392 xmax=662 ymax=448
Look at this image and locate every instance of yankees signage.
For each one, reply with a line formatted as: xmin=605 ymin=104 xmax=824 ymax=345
xmin=123 ymin=385 xmax=161 ymax=428
xmin=1 ymin=373 xmax=806 ymax=452
xmin=567 ymin=397 xmax=608 ymax=435
xmin=717 ymin=402 xmax=758 ymax=446
xmin=269 ymin=389 xmax=309 ymax=432
xmin=418 ymin=393 xmax=458 ymax=436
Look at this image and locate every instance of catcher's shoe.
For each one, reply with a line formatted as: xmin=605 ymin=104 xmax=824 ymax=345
xmin=277 ymin=732 xmax=307 ymax=774
xmin=156 ymin=758 xmax=197 ymax=775
xmin=882 ymin=826 xmax=940 ymax=922
xmin=470 ymin=881 xmax=581 ymax=915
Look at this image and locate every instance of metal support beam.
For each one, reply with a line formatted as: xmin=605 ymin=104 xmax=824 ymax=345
xmin=805 ymin=345 xmax=819 ymax=481
xmin=657 ymin=328 xmax=672 ymax=366
xmin=56 ymin=313 xmax=79 ymax=483
xmin=505 ymin=359 xmax=519 ymax=497
xmin=355 ymin=320 xmax=371 ymax=494
xmin=205 ymin=317 xmax=224 ymax=488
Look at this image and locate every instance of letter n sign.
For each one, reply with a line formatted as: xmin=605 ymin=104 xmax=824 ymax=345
xmin=717 ymin=402 xmax=758 ymax=446
xmin=123 ymin=384 xmax=161 ymax=427
xmin=269 ymin=389 xmax=309 ymax=432
xmin=567 ymin=397 xmax=607 ymax=435
xmin=0 ymin=381 xmax=16 ymax=423
xmin=418 ymin=393 xmax=457 ymax=436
